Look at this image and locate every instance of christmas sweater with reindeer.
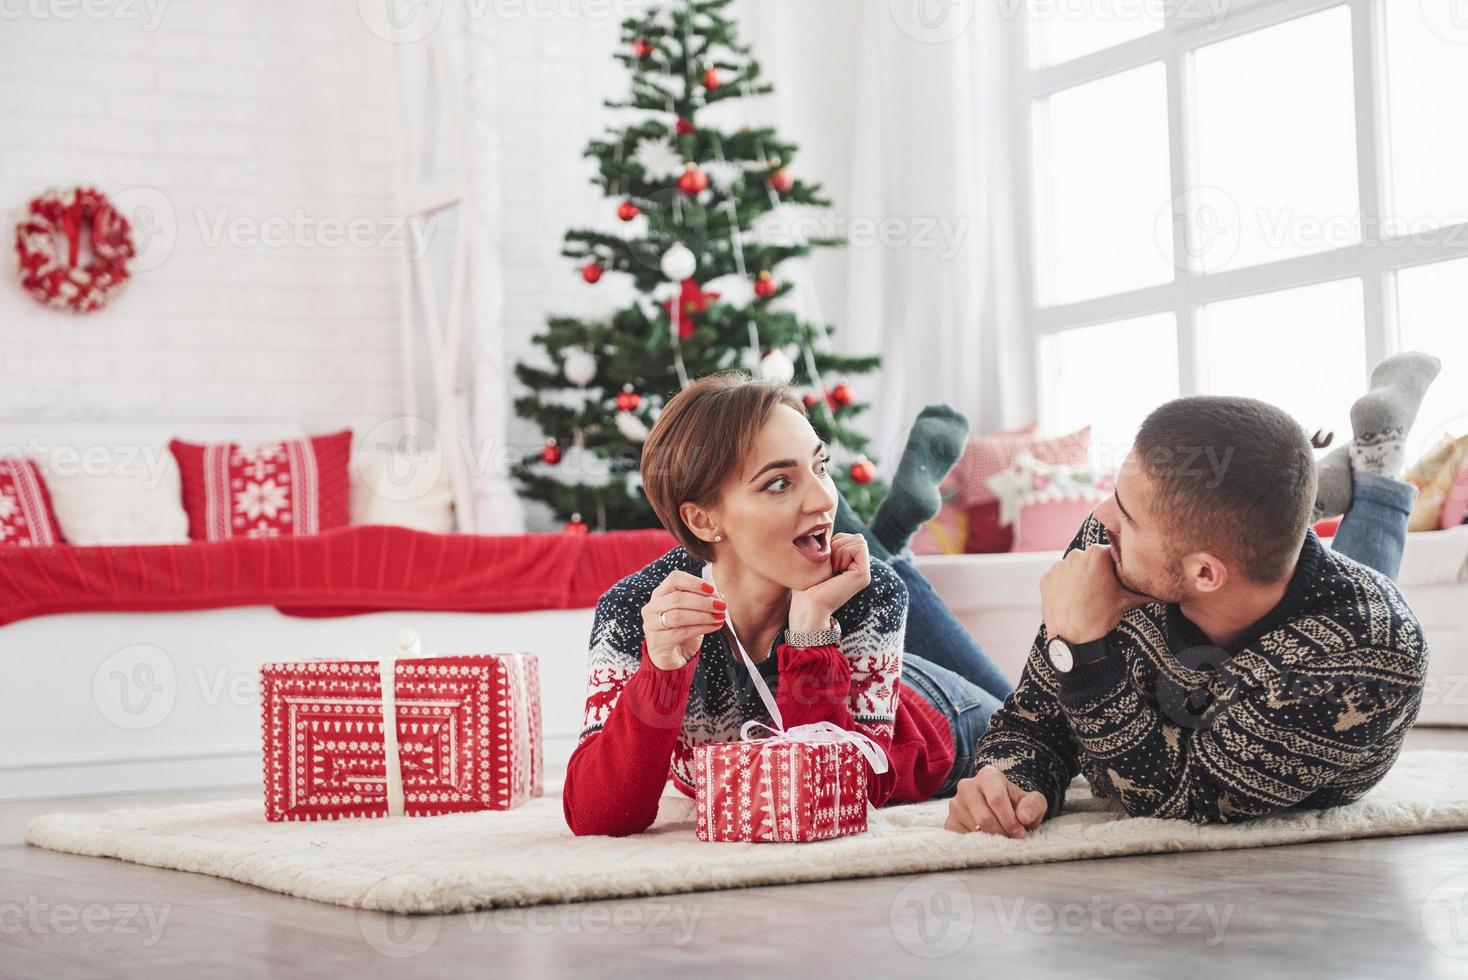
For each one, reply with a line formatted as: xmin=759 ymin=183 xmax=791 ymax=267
xmin=563 ymin=546 xmax=955 ymax=837
xmin=974 ymin=513 xmax=1428 ymax=825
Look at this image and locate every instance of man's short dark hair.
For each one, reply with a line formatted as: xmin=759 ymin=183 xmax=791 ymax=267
xmin=1133 ymin=395 xmax=1316 ymax=583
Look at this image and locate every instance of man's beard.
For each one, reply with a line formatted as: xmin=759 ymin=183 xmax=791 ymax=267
xmin=1115 ymin=548 xmax=1188 ymax=604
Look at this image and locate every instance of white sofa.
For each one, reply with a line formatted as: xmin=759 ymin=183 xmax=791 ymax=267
xmin=3 ymin=412 xmax=1464 ymax=800
xmin=913 ymin=524 xmax=1468 ymax=726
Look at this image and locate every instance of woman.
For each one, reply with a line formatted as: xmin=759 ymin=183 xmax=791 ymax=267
xmin=563 ymin=372 xmax=1013 ymax=836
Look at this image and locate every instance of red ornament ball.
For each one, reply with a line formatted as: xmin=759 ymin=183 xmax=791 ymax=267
xmin=565 ymin=513 xmax=589 ymax=534
xmin=769 ymin=168 xmax=794 ymax=194
xmin=581 ymin=261 xmax=604 ymax=283
xmin=616 ymin=384 xmax=641 ymax=412
xmin=754 ymin=271 xmax=778 ymax=299
xmin=827 ymin=383 xmax=854 ymax=410
xmin=617 ymin=200 xmax=640 ymax=221
xmin=540 ymin=439 xmax=562 ymax=465
xmin=677 ymin=164 xmax=709 ymax=195
xmin=850 ymin=459 xmax=875 ymax=485
xmin=676 ymin=117 xmax=696 ymax=136
xmin=632 ymin=37 xmax=653 ymax=58
xmin=703 ymin=66 xmax=720 ymax=90
xmin=802 ymin=392 xmax=821 ymax=410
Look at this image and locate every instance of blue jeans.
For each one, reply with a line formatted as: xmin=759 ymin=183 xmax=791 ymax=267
xmin=1330 ymin=471 xmax=1417 ymax=580
xmin=891 ymin=555 xmax=1013 ymax=797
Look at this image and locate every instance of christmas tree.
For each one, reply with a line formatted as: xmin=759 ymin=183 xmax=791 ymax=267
xmin=511 ymin=0 xmax=887 ymax=533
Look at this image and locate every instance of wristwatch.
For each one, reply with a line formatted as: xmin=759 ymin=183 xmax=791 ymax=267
xmin=1045 ymin=633 xmax=1110 ymax=673
xmin=785 ymin=617 xmax=842 ymax=648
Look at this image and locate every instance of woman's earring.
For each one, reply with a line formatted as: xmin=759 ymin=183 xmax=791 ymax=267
xmin=713 ymin=531 xmax=722 ymax=542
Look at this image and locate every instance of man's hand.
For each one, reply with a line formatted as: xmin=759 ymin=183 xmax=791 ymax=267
xmin=945 ymin=765 xmax=1048 ymax=838
xmin=788 ymin=532 xmax=870 ymax=633
xmin=1039 ymin=543 xmax=1151 ymax=644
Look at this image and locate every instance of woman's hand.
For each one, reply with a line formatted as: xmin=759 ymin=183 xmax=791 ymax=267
xmin=641 ymin=570 xmax=727 ymax=671
xmin=788 ymin=532 xmax=870 ymax=633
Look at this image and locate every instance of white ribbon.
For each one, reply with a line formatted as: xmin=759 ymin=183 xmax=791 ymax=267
xmin=701 ymin=562 xmax=890 ymax=778
xmin=377 ymin=626 xmax=430 ymax=818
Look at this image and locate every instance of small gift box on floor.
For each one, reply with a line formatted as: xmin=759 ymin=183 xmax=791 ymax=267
xmin=693 ymin=562 xmax=888 ymax=843
xmin=260 ymin=627 xmax=542 ymax=822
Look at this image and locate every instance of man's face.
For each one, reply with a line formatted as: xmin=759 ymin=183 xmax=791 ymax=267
xmin=1092 ymin=450 xmax=1192 ymax=603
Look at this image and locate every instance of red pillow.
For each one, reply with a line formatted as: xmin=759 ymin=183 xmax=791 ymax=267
xmin=169 ymin=430 xmax=352 ymax=541
xmin=950 ymin=425 xmax=1092 ymax=552
xmin=0 ymin=457 xmax=63 ymax=546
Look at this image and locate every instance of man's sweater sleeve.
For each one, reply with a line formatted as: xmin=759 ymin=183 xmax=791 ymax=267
xmin=1054 ymin=635 xmax=1425 ymax=824
xmin=563 ymin=592 xmax=697 ymax=837
xmin=969 ymin=515 xmax=1109 ymax=818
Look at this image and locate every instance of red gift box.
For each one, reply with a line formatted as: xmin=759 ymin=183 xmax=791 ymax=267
xmin=694 ymin=737 xmax=870 ymax=842
xmin=260 ymin=628 xmax=542 ymax=822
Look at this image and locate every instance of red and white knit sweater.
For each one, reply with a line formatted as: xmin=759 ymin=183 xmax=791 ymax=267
xmin=563 ymin=546 xmax=955 ymax=836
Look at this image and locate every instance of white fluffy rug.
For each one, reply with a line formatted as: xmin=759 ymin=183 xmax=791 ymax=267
xmin=26 ymin=750 xmax=1468 ymax=914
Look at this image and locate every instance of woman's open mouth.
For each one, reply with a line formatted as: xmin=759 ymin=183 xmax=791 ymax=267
xmin=792 ymin=526 xmax=831 ymax=562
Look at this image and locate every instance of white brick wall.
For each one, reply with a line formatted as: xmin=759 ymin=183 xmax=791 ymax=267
xmin=0 ymin=0 xmax=406 ymax=431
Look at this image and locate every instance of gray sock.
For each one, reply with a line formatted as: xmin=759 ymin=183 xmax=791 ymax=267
xmin=1313 ymin=444 xmax=1352 ymax=521
xmin=1347 ymin=351 xmax=1442 ymax=479
xmin=869 ymin=404 xmax=969 ymax=554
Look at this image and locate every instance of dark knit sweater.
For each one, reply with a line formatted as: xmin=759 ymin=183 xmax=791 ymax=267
xmin=973 ymin=513 xmax=1429 ymax=824
xmin=563 ymin=546 xmax=955 ymax=836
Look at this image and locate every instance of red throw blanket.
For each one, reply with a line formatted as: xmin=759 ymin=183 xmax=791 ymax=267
xmin=0 ymin=524 xmax=679 ymax=626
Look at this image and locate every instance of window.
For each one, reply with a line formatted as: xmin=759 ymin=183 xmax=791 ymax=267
xmin=1013 ymin=0 xmax=1468 ymax=456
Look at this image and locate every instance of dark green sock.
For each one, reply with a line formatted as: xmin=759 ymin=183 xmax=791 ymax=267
xmin=869 ymin=404 xmax=970 ymax=554
xmin=834 ymin=489 xmax=892 ymax=563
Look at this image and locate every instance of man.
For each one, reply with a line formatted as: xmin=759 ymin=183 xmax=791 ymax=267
xmin=947 ymin=352 xmax=1441 ymax=838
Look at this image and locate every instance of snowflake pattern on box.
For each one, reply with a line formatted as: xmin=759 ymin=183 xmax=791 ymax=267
xmin=260 ymin=653 xmax=543 ymax=822
xmin=694 ymin=739 xmax=868 ymax=842
xmin=0 ymin=457 xmax=60 ymax=547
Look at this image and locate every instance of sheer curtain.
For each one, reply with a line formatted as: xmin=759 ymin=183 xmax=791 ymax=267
xmin=737 ymin=0 xmax=1032 ymax=464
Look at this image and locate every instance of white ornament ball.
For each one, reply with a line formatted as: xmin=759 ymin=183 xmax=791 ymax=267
xmin=562 ymin=349 xmax=597 ymax=386
xmin=615 ymin=411 xmax=650 ymax=443
xmin=759 ymin=348 xmax=796 ymax=384
xmin=660 ymin=243 xmax=697 ymax=281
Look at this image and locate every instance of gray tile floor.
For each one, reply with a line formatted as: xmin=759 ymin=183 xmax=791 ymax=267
xmin=6 ymin=727 xmax=1468 ymax=978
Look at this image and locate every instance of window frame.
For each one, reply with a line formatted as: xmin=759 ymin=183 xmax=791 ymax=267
xmin=1008 ymin=0 xmax=1468 ymax=430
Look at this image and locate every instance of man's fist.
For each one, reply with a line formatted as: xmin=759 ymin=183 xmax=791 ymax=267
xmin=1039 ymin=543 xmax=1150 ymax=644
xmin=944 ymin=765 xmax=1048 ymax=839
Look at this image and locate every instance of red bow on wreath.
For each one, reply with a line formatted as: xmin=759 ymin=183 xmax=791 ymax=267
xmin=662 ymin=278 xmax=720 ymax=340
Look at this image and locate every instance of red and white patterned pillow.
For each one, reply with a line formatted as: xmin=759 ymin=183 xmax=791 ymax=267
xmin=944 ymin=425 xmax=1092 ymax=508
xmin=0 ymin=457 xmax=64 ymax=547
xmin=169 ymin=430 xmax=352 ymax=541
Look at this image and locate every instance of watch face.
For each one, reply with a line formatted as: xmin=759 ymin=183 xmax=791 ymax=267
xmin=1047 ymin=637 xmax=1073 ymax=673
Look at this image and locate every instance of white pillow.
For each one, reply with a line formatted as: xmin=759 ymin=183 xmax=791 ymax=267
xmin=35 ymin=444 xmax=189 ymax=545
xmin=350 ymin=446 xmax=456 ymax=533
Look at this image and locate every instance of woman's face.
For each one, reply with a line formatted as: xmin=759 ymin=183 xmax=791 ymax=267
xmin=708 ymin=405 xmax=839 ymax=590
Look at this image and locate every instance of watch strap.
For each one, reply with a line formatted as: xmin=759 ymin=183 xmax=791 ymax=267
xmin=785 ymin=617 xmax=841 ymax=648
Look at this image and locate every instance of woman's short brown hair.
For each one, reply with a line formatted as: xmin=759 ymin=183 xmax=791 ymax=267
xmin=641 ymin=371 xmax=806 ymax=562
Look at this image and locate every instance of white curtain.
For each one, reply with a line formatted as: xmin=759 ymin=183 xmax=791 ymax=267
xmin=737 ymin=0 xmax=1031 ymax=465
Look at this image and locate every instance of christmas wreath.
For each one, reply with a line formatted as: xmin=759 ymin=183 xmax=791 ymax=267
xmin=13 ymin=186 xmax=135 ymax=313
